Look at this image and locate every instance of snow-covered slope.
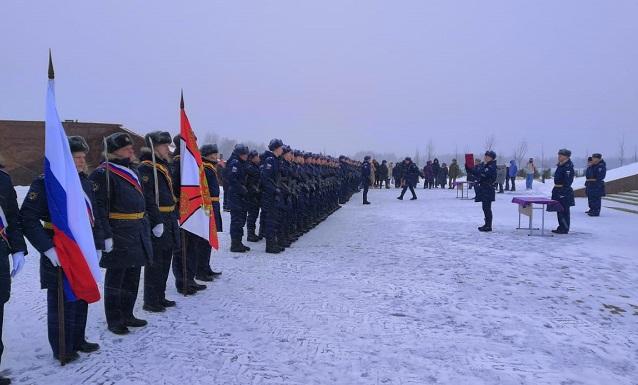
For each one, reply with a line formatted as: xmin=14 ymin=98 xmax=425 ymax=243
xmin=2 ymin=187 xmax=637 ymax=385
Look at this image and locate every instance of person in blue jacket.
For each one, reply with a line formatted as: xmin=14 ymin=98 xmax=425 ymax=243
xmin=585 ymin=153 xmax=606 ymax=217
xmin=360 ymin=156 xmax=372 ymax=205
xmin=397 ymin=157 xmax=419 ymax=200
xmin=0 ymin=163 xmax=27 ymax=383
xmin=466 ymin=151 xmax=497 ymax=232
xmin=261 ymin=139 xmax=285 ymax=253
xmin=549 ymin=149 xmax=575 ymax=234
xmin=506 ymin=160 xmax=518 ymax=191
xmin=225 ymin=144 xmax=251 ymax=253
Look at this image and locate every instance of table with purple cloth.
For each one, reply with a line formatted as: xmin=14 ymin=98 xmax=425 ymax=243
xmin=511 ymin=196 xmax=562 ymax=236
xmin=454 ymin=181 xmax=474 ymax=200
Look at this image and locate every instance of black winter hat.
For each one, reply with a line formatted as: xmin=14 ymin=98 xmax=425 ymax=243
xmin=106 ymin=132 xmax=133 ymax=153
xmin=268 ymin=138 xmax=284 ymax=151
xmin=248 ymin=150 xmax=259 ymax=159
xmin=405 ymin=157 xmax=412 ymax=162
xmin=485 ymin=150 xmax=496 ymax=160
xmin=145 ymin=131 xmax=172 ymax=147
xmin=200 ymin=144 xmax=219 ymax=157
xmin=364 ymin=155 xmax=371 ymax=161
xmin=587 ymin=156 xmax=593 ymax=161
xmin=592 ymin=153 xmax=602 ymax=159
xmin=558 ymin=148 xmax=571 ymax=157
xmin=68 ymin=136 xmax=89 ymax=153
xmin=234 ymin=143 xmax=249 ymax=156
xmin=282 ymin=145 xmax=292 ymax=154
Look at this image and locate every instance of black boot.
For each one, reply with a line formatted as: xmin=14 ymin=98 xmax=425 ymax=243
xmin=78 ymin=340 xmax=100 ymax=353
xmin=230 ymin=239 xmax=248 ymax=253
xmin=266 ymin=239 xmax=283 ymax=254
xmin=247 ymin=229 xmax=260 ymax=242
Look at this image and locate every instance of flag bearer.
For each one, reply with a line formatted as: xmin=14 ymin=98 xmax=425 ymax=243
xmin=196 ymin=144 xmax=223 ymax=281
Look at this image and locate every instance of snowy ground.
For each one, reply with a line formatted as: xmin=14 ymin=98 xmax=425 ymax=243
xmin=2 ymin=184 xmax=637 ymax=385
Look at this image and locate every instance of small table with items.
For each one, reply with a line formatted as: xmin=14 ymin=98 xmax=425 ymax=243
xmin=454 ymin=181 xmax=474 ymax=200
xmin=511 ymin=196 xmax=563 ymax=236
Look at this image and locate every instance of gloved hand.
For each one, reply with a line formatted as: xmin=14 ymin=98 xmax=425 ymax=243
xmin=104 ymin=238 xmax=114 ymax=253
xmin=11 ymin=252 xmax=25 ymax=277
xmin=44 ymin=248 xmax=61 ymax=267
xmin=96 ymin=250 xmax=102 ymax=259
xmin=152 ymin=223 xmax=164 ymax=238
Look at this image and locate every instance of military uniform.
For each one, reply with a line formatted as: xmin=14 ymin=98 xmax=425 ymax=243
xmin=397 ymin=158 xmax=419 ymax=200
xmin=196 ymin=144 xmax=223 ymax=281
xmin=0 ymin=168 xmax=27 ymax=380
xmin=138 ymin=138 xmax=180 ymax=312
xmin=466 ymin=152 xmax=497 ymax=231
xmin=361 ymin=158 xmax=371 ymax=204
xmin=245 ymin=153 xmax=261 ymax=242
xmin=549 ymin=150 xmax=575 ymax=234
xmin=260 ymin=141 xmax=284 ymax=253
xmin=585 ymin=154 xmax=606 ymax=216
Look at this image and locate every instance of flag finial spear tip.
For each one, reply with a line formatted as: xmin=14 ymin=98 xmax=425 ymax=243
xmin=48 ymin=49 xmax=54 ymax=80
xmin=180 ymin=89 xmax=184 ymax=109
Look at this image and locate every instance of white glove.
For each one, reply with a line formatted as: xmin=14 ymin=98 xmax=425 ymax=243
xmin=44 ymin=248 xmax=61 ymax=267
xmin=152 ymin=223 xmax=164 ymax=238
xmin=104 ymin=238 xmax=113 ymax=253
xmin=11 ymin=252 xmax=26 ymax=277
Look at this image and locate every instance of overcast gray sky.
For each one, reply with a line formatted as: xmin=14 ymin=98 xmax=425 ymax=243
xmin=1 ymin=0 xmax=637 ymax=160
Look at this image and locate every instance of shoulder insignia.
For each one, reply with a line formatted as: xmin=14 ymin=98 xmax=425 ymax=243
xmin=92 ymin=181 xmax=100 ymax=192
xmin=142 ymin=175 xmax=150 ymax=183
xmin=28 ymin=191 xmax=38 ymax=200
xmin=266 ymin=163 xmax=272 ymax=169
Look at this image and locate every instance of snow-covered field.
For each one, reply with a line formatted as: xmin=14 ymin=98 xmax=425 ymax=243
xmin=2 ymin=184 xmax=637 ymax=385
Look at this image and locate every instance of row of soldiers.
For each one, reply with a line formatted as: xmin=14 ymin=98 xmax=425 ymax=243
xmin=0 ymin=132 xmax=362 ymax=381
xmin=223 ymin=139 xmax=361 ymax=254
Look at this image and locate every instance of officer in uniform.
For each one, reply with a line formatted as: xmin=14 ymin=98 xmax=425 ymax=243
xmin=197 ymin=144 xmax=223 ymax=281
xmin=397 ymin=157 xmax=419 ymax=200
xmin=260 ymin=139 xmax=285 ymax=253
xmin=245 ymin=150 xmax=262 ymax=243
xmin=226 ymin=144 xmax=251 ymax=253
xmin=585 ymin=153 xmax=606 ymax=217
xmin=170 ymin=135 xmax=206 ymax=295
xmin=361 ymin=156 xmax=372 ymax=205
xmin=0 ymin=163 xmax=27 ymax=384
xmin=90 ymin=132 xmax=153 ymax=334
xmin=549 ymin=149 xmax=575 ymax=234
xmin=138 ymin=131 xmax=179 ymax=313
xmin=466 ymin=151 xmax=497 ymax=232
xmin=21 ymin=136 xmax=100 ymax=362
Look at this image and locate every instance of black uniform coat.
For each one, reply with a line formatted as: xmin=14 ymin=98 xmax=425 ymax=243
xmin=0 ymin=169 xmax=27 ymax=303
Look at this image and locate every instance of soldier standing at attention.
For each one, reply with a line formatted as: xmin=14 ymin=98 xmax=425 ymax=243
xmin=0 ymin=162 xmax=27 ymax=383
xmin=197 ymin=144 xmax=223 ymax=281
xmin=361 ymin=156 xmax=372 ymax=205
xmin=585 ymin=153 xmax=606 ymax=217
xmin=138 ymin=131 xmax=179 ymax=313
xmin=550 ymin=149 xmax=575 ymax=234
xmin=90 ymin=132 xmax=153 ymax=335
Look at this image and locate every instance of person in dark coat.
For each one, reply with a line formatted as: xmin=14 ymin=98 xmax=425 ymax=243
xmin=448 ymin=159 xmax=460 ymax=189
xmin=393 ymin=161 xmax=404 ymax=188
xmin=138 ymin=131 xmax=179 ymax=313
xmin=245 ymin=150 xmax=262 ymax=242
xmin=226 ymin=144 xmax=251 ymax=252
xmin=422 ymin=161 xmax=434 ymax=189
xmin=261 ymin=139 xmax=285 ymax=253
xmin=431 ymin=159 xmax=441 ymax=188
xmin=549 ymin=149 xmax=575 ymax=234
xmin=585 ymin=153 xmax=606 ymax=217
xmin=360 ymin=156 xmax=372 ymax=204
xmin=89 ymin=132 xmax=153 ymax=335
xmin=0 ymin=165 xmax=27 ymax=382
xmin=21 ymin=136 xmax=101 ymax=361
xmin=198 ymin=144 xmax=223 ymax=281
xmin=466 ymin=151 xmax=497 ymax=232
xmin=398 ymin=157 xmax=419 ymax=200
xmin=438 ymin=163 xmax=449 ymax=188
xmin=378 ymin=160 xmax=389 ymax=189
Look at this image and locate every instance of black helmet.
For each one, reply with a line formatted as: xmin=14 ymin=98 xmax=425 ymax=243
xmin=145 ymin=131 xmax=172 ymax=147
xmin=558 ymin=148 xmax=571 ymax=157
xmin=200 ymin=144 xmax=219 ymax=157
xmin=106 ymin=132 xmax=133 ymax=153
xmin=234 ymin=143 xmax=249 ymax=156
xmin=68 ymin=136 xmax=89 ymax=153
xmin=485 ymin=150 xmax=496 ymax=160
xmin=268 ymin=138 xmax=284 ymax=151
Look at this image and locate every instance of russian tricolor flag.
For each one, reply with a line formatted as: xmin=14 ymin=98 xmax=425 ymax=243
xmin=44 ymin=52 xmax=101 ymax=303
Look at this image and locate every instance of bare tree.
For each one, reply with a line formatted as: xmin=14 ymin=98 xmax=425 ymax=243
xmin=619 ymin=133 xmax=625 ymax=166
xmin=484 ymin=134 xmax=496 ymax=151
xmin=426 ymin=140 xmax=435 ymax=161
xmin=415 ymin=148 xmax=421 ymax=166
xmin=513 ymin=140 xmax=528 ymax=168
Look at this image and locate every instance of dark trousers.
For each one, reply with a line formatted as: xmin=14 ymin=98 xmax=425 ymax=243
xmin=47 ymin=289 xmax=87 ymax=356
xmin=261 ymin=200 xmax=280 ymax=241
xmin=144 ymin=244 xmax=173 ymax=306
xmin=508 ymin=177 xmax=516 ymax=191
xmin=230 ymin=208 xmax=247 ymax=241
xmin=0 ymin=304 xmax=3 ymax=364
xmin=588 ymin=195 xmax=601 ymax=214
xmin=195 ymin=236 xmax=213 ymax=277
xmin=247 ymin=204 xmax=260 ymax=233
xmin=173 ymin=230 xmax=198 ymax=289
xmin=104 ymin=267 xmax=141 ymax=328
xmin=482 ymin=201 xmax=493 ymax=226
xmin=362 ymin=183 xmax=369 ymax=203
xmin=400 ymin=185 xmax=417 ymax=199
xmin=557 ymin=207 xmax=571 ymax=232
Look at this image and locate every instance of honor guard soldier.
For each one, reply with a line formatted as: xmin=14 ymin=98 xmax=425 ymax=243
xmin=361 ymin=156 xmax=372 ymax=204
xmin=549 ymin=149 xmax=575 ymax=234
xmin=197 ymin=144 xmax=223 ymax=281
xmin=170 ymin=135 xmax=206 ymax=295
xmin=261 ymin=139 xmax=285 ymax=253
xmin=90 ymin=132 xmax=153 ymax=334
xmin=0 ymin=163 xmax=27 ymax=383
xmin=466 ymin=151 xmax=497 ymax=232
xmin=245 ymin=150 xmax=262 ymax=243
xmin=138 ymin=131 xmax=179 ymax=313
xmin=225 ymin=144 xmax=251 ymax=253
xmin=585 ymin=153 xmax=606 ymax=217
xmin=21 ymin=136 xmax=100 ymax=363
